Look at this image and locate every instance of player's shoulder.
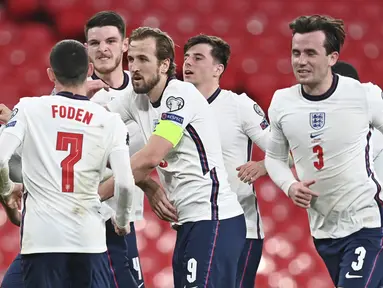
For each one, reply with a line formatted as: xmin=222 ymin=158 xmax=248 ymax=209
xmin=165 ymin=78 xmax=201 ymax=97
xmin=16 ymin=96 xmax=49 ymax=109
xmin=361 ymin=81 xmax=382 ymax=95
xmin=272 ymin=84 xmax=300 ymax=103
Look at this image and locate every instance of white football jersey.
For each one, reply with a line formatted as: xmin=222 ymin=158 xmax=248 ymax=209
xmin=208 ymin=88 xmax=269 ymax=239
xmin=267 ymin=74 xmax=383 ymax=239
xmin=108 ymin=78 xmax=243 ymax=224
xmin=362 ymin=82 xmax=383 ymax=183
xmin=4 ymin=92 xmax=128 ymax=254
xmin=90 ymin=71 xmax=145 ymax=221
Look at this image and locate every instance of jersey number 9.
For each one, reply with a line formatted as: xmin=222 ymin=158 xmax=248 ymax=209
xmin=56 ymin=132 xmax=84 ymax=192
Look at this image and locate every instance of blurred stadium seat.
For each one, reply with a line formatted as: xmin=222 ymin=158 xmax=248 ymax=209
xmin=1 ymin=0 xmax=380 ymax=286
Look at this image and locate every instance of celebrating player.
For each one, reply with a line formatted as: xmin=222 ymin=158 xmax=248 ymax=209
xmin=0 ymin=39 xmax=135 ymax=288
xmin=183 ymin=34 xmax=268 ymax=288
xmin=105 ymin=27 xmax=246 ymax=288
xmin=265 ymin=15 xmax=383 ymax=288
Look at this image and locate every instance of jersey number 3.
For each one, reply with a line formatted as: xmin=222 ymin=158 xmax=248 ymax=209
xmin=313 ymin=145 xmax=324 ymax=170
xmin=56 ymin=132 xmax=83 ymax=192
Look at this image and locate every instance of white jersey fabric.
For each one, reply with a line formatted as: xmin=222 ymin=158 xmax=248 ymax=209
xmin=266 ymin=74 xmax=383 ymax=239
xmin=3 ymin=93 xmax=129 ymax=254
xmin=90 ymin=71 xmax=145 ymax=221
xmin=108 ymin=78 xmax=243 ymax=224
xmin=363 ymin=82 xmax=383 ymax=183
xmin=208 ymin=88 xmax=269 ymax=239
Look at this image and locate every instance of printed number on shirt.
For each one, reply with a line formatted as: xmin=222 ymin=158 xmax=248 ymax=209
xmin=56 ymin=132 xmax=84 ymax=193
xmin=313 ymin=145 xmax=324 ymax=170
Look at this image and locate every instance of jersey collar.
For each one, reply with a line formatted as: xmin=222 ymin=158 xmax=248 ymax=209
xmin=207 ymin=87 xmax=222 ymax=104
xmin=91 ymin=71 xmax=130 ymax=90
xmin=301 ymin=73 xmax=339 ymax=101
xmin=151 ymin=76 xmax=177 ymax=108
xmin=56 ymin=91 xmax=89 ymax=101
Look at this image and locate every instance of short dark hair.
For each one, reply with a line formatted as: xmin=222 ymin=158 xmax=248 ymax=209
xmin=332 ymin=61 xmax=360 ymax=80
xmin=85 ymin=11 xmax=126 ymax=41
xmin=289 ymin=15 xmax=346 ymax=55
xmin=184 ymin=34 xmax=231 ymax=71
xmin=50 ymin=40 xmax=89 ymax=86
xmin=128 ymin=27 xmax=176 ymax=77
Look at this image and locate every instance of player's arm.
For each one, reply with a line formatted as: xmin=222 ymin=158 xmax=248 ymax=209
xmin=108 ymin=117 xmax=136 ymax=231
xmin=0 ymin=103 xmax=26 ymax=202
xmin=264 ymin=99 xmax=297 ymax=195
xmin=366 ymin=83 xmax=383 ymax=134
xmin=130 ymin=134 xmax=174 ymax=183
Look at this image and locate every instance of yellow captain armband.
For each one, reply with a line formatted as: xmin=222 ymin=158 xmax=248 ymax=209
xmin=153 ymin=119 xmax=184 ymax=147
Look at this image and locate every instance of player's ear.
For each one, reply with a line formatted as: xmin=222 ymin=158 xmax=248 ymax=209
xmin=215 ymin=63 xmax=224 ymax=78
xmin=328 ymin=51 xmax=339 ymax=67
xmin=122 ymin=37 xmax=129 ymax=53
xmin=47 ymin=68 xmax=56 ymax=83
xmin=87 ymin=62 xmax=94 ymax=77
xmin=84 ymin=42 xmax=88 ymax=50
xmin=160 ymin=59 xmax=170 ymax=75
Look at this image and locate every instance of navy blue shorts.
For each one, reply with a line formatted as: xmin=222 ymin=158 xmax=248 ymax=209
xmin=236 ymin=238 xmax=264 ymax=288
xmin=21 ymin=252 xmax=110 ymax=288
xmin=172 ymin=214 xmax=246 ymax=288
xmin=1 ymin=253 xmax=23 ymax=288
xmin=106 ymin=219 xmax=144 ymax=288
xmin=314 ymin=227 xmax=383 ymax=288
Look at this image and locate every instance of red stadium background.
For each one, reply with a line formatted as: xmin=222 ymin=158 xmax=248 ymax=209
xmin=0 ymin=0 xmax=382 ymax=287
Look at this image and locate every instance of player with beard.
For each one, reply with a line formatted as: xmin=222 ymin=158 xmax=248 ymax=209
xmin=0 ymin=11 xmax=151 ymax=288
xmin=104 ymin=27 xmax=245 ymax=288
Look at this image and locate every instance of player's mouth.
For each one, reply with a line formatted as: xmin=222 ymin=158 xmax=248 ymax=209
xmin=97 ymin=55 xmax=111 ymax=61
xmin=132 ymin=75 xmax=143 ymax=82
xmin=184 ymin=70 xmax=194 ymax=76
xmin=297 ymin=69 xmax=311 ymax=75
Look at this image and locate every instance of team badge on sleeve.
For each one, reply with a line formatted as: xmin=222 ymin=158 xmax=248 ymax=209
xmin=9 ymin=108 xmax=18 ymax=120
xmin=166 ymin=96 xmax=184 ymax=112
xmin=260 ymin=119 xmax=269 ymax=130
xmin=253 ymin=104 xmax=265 ymax=117
xmin=310 ymin=112 xmax=325 ymax=130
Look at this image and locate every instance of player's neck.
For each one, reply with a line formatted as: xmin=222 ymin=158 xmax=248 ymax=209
xmin=95 ymin=65 xmax=124 ymax=89
xmin=302 ymin=72 xmax=334 ymax=96
xmin=197 ymin=83 xmax=220 ymax=100
xmin=148 ymin=75 xmax=169 ymax=103
xmin=56 ymin=85 xmax=87 ymax=96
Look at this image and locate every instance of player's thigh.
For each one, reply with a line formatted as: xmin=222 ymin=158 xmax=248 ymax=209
xmin=69 ymin=252 xmax=110 ymax=288
xmin=1 ymin=254 xmax=24 ymax=288
xmin=106 ymin=219 xmax=137 ymax=287
xmin=236 ymin=238 xmax=264 ymax=288
xmin=21 ymin=253 xmax=69 ymax=288
xmin=176 ymin=214 xmax=246 ymax=288
xmin=338 ymin=228 xmax=383 ymax=288
xmin=314 ymin=237 xmax=342 ymax=286
xmin=125 ymin=222 xmax=145 ymax=286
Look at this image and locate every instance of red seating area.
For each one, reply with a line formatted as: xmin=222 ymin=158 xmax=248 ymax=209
xmin=1 ymin=0 xmax=381 ymax=287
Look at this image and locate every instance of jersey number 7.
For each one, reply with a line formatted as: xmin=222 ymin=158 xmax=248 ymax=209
xmin=56 ymin=132 xmax=84 ymax=192
xmin=313 ymin=145 xmax=324 ymax=170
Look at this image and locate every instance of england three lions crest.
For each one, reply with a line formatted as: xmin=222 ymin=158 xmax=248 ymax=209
xmin=310 ymin=112 xmax=325 ymax=130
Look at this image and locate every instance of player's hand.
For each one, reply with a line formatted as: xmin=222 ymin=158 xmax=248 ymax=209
xmin=86 ymin=79 xmax=109 ymax=99
xmin=111 ymin=216 xmax=131 ymax=236
xmin=236 ymin=160 xmax=267 ymax=184
xmin=146 ymin=186 xmax=178 ymax=222
xmin=3 ymin=183 xmax=23 ymax=210
xmin=288 ymin=180 xmax=318 ymax=209
xmin=0 ymin=104 xmax=12 ymax=124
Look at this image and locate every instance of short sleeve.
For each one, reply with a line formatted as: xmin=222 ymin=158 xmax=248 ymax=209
xmin=3 ymin=99 xmax=28 ymax=142
xmin=237 ymin=93 xmax=270 ymax=151
xmin=109 ymin=114 xmax=130 ymax=154
xmin=365 ymin=83 xmax=383 ymax=132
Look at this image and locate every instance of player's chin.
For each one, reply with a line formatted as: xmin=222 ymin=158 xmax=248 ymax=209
xmin=94 ymin=63 xmax=114 ymax=74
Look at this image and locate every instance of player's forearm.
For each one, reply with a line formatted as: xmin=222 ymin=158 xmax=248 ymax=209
xmin=130 ymin=150 xmax=159 ymax=184
xmin=265 ymin=155 xmax=297 ymax=196
xmin=136 ymin=176 xmax=161 ymax=197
